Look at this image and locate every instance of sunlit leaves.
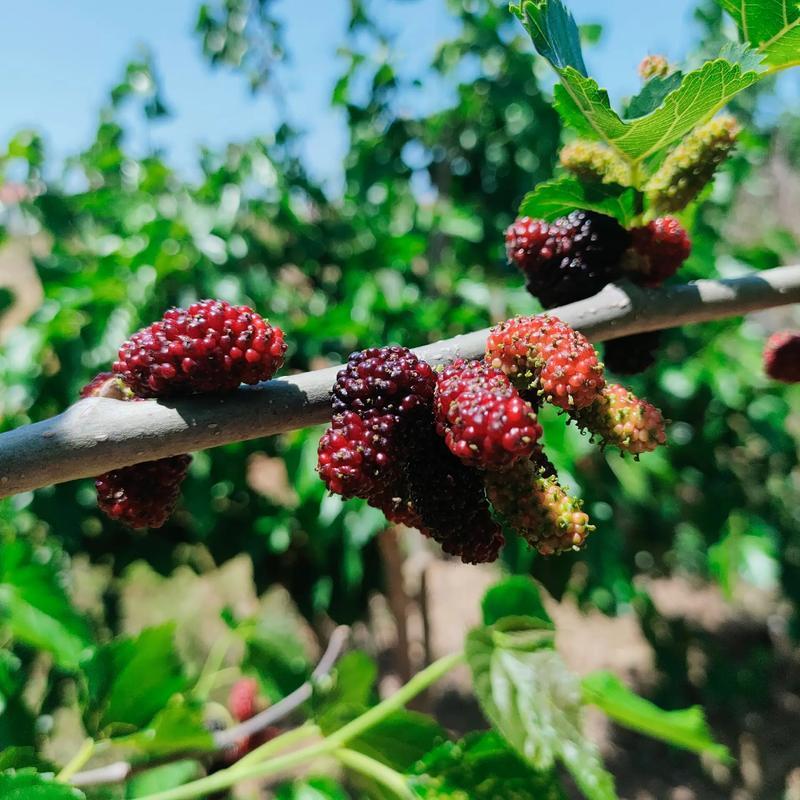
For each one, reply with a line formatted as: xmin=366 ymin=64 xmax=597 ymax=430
xmin=0 ymin=771 xmax=84 ymax=800
xmin=516 ymin=0 xmax=762 ymax=163
xmin=717 ymin=0 xmax=800 ymax=68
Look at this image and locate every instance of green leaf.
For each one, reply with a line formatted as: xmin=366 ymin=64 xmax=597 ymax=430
xmin=82 ymin=624 xmax=189 ymax=736
xmin=313 ymin=651 xmax=378 ymax=732
xmin=581 ymin=671 xmax=732 ymax=763
xmin=240 ymin=615 xmax=311 ymax=703
xmin=716 ymin=0 xmax=800 ymax=68
xmin=0 ymin=540 xmax=93 ymax=671
xmin=511 ymin=0 xmax=587 ymax=74
xmin=517 ymin=2 xmax=760 ymax=162
xmin=519 ymin=177 xmax=637 ymax=224
xmin=112 ymin=699 xmax=214 ymax=757
xmin=465 ymin=618 xmax=616 ymax=800
xmin=0 ymin=770 xmax=85 ymax=800
xmin=481 ymin=577 xmax=553 ymax=629
xmin=125 ymin=760 xmax=202 ymax=798
xmin=553 ymin=61 xmax=758 ymax=162
xmin=626 ymin=73 xmax=684 ymax=119
xmin=0 ymin=650 xmax=36 ymax=748
xmin=409 ymin=731 xmax=565 ymax=799
xmin=348 ymin=711 xmax=446 ymax=773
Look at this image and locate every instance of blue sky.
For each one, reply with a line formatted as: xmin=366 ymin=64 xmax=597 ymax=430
xmin=1 ymin=0 xmax=706 ymax=187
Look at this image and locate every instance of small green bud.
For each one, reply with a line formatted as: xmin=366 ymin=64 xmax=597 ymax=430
xmin=559 ymin=140 xmax=630 ymax=185
xmin=645 ymin=115 xmax=741 ymax=213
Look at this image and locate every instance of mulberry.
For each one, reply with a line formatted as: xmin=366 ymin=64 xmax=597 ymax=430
xmin=629 ymin=216 xmax=691 ymax=287
xmin=114 ymin=299 xmax=286 ymax=397
xmin=95 ymin=456 xmax=192 ymax=529
xmin=572 ymin=383 xmax=667 ymax=455
xmin=486 ymin=315 xmax=604 ymax=410
xmin=507 ymin=211 xmax=630 ymax=308
xmin=646 ymin=115 xmax=740 ymax=213
xmin=434 ymin=359 xmax=541 ymax=469
xmin=484 ymin=459 xmax=593 ymax=555
xmin=763 ymin=331 xmax=800 ymax=383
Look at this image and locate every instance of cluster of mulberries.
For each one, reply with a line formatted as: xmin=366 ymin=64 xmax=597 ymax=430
xmin=318 ymin=318 xmax=667 ymax=563
xmin=505 ymin=210 xmax=631 ymax=309
xmin=507 ymin=119 xmax=742 ymax=377
xmin=505 ymin=210 xmax=692 ymax=375
xmin=318 ymin=347 xmax=504 ymax=564
xmin=83 ymin=300 xmax=286 ymax=528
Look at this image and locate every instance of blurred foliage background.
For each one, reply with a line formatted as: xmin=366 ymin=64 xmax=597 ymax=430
xmin=1 ymin=0 xmax=800 ymax=793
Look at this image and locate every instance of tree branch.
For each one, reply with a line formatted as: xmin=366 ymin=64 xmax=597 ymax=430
xmin=3 ymin=265 xmax=800 ymax=499
xmin=69 ymin=626 xmax=350 ymax=789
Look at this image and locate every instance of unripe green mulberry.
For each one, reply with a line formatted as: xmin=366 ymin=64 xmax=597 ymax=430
xmin=559 ymin=140 xmax=629 ymax=185
xmin=571 ymin=383 xmax=667 ymax=456
xmin=645 ymin=115 xmax=740 ymax=213
xmin=485 ymin=459 xmax=593 ymax=555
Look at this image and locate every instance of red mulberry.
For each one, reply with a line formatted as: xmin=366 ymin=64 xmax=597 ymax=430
xmin=629 ymin=217 xmax=691 ymax=287
xmin=763 ymin=331 xmax=800 ymax=383
xmin=486 ymin=315 xmax=604 ymax=410
xmin=317 ymin=411 xmax=402 ymax=499
xmin=434 ymin=359 xmax=541 ymax=469
xmin=113 ymin=299 xmax=286 ymax=397
xmin=95 ymin=455 xmax=192 ymax=529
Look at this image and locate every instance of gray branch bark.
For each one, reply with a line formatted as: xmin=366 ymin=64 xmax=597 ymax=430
xmin=3 ymin=265 xmax=800 ymax=499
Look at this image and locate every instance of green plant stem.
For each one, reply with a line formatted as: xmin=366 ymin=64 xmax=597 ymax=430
xmin=136 ymin=652 xmax=464 ymax=800
xmin=335 ymin=748 xmax=415 ymax=799
xmin=325 ymin=651 xmax=464 ymax=748
xmin=193 ymin=637 xmax=231 ymax=701
xmin=57 ymin=738 xmax=95 ymax=783
xmin=236 ymin=722 xmax=320 ymax=767
xmin=136 ymin=740 xmax=334 ymax=800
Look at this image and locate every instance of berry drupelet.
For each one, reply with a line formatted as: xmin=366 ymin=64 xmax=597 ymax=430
xmin=486 ymin=315 xmax=605 ymax=410
xmin=763 ymin=331 xmax=800 ymax=383
xmin=434 ymin=359 xmax=541 ymax=470
xmin=114 ymin=299 xmax=286 ymax=397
